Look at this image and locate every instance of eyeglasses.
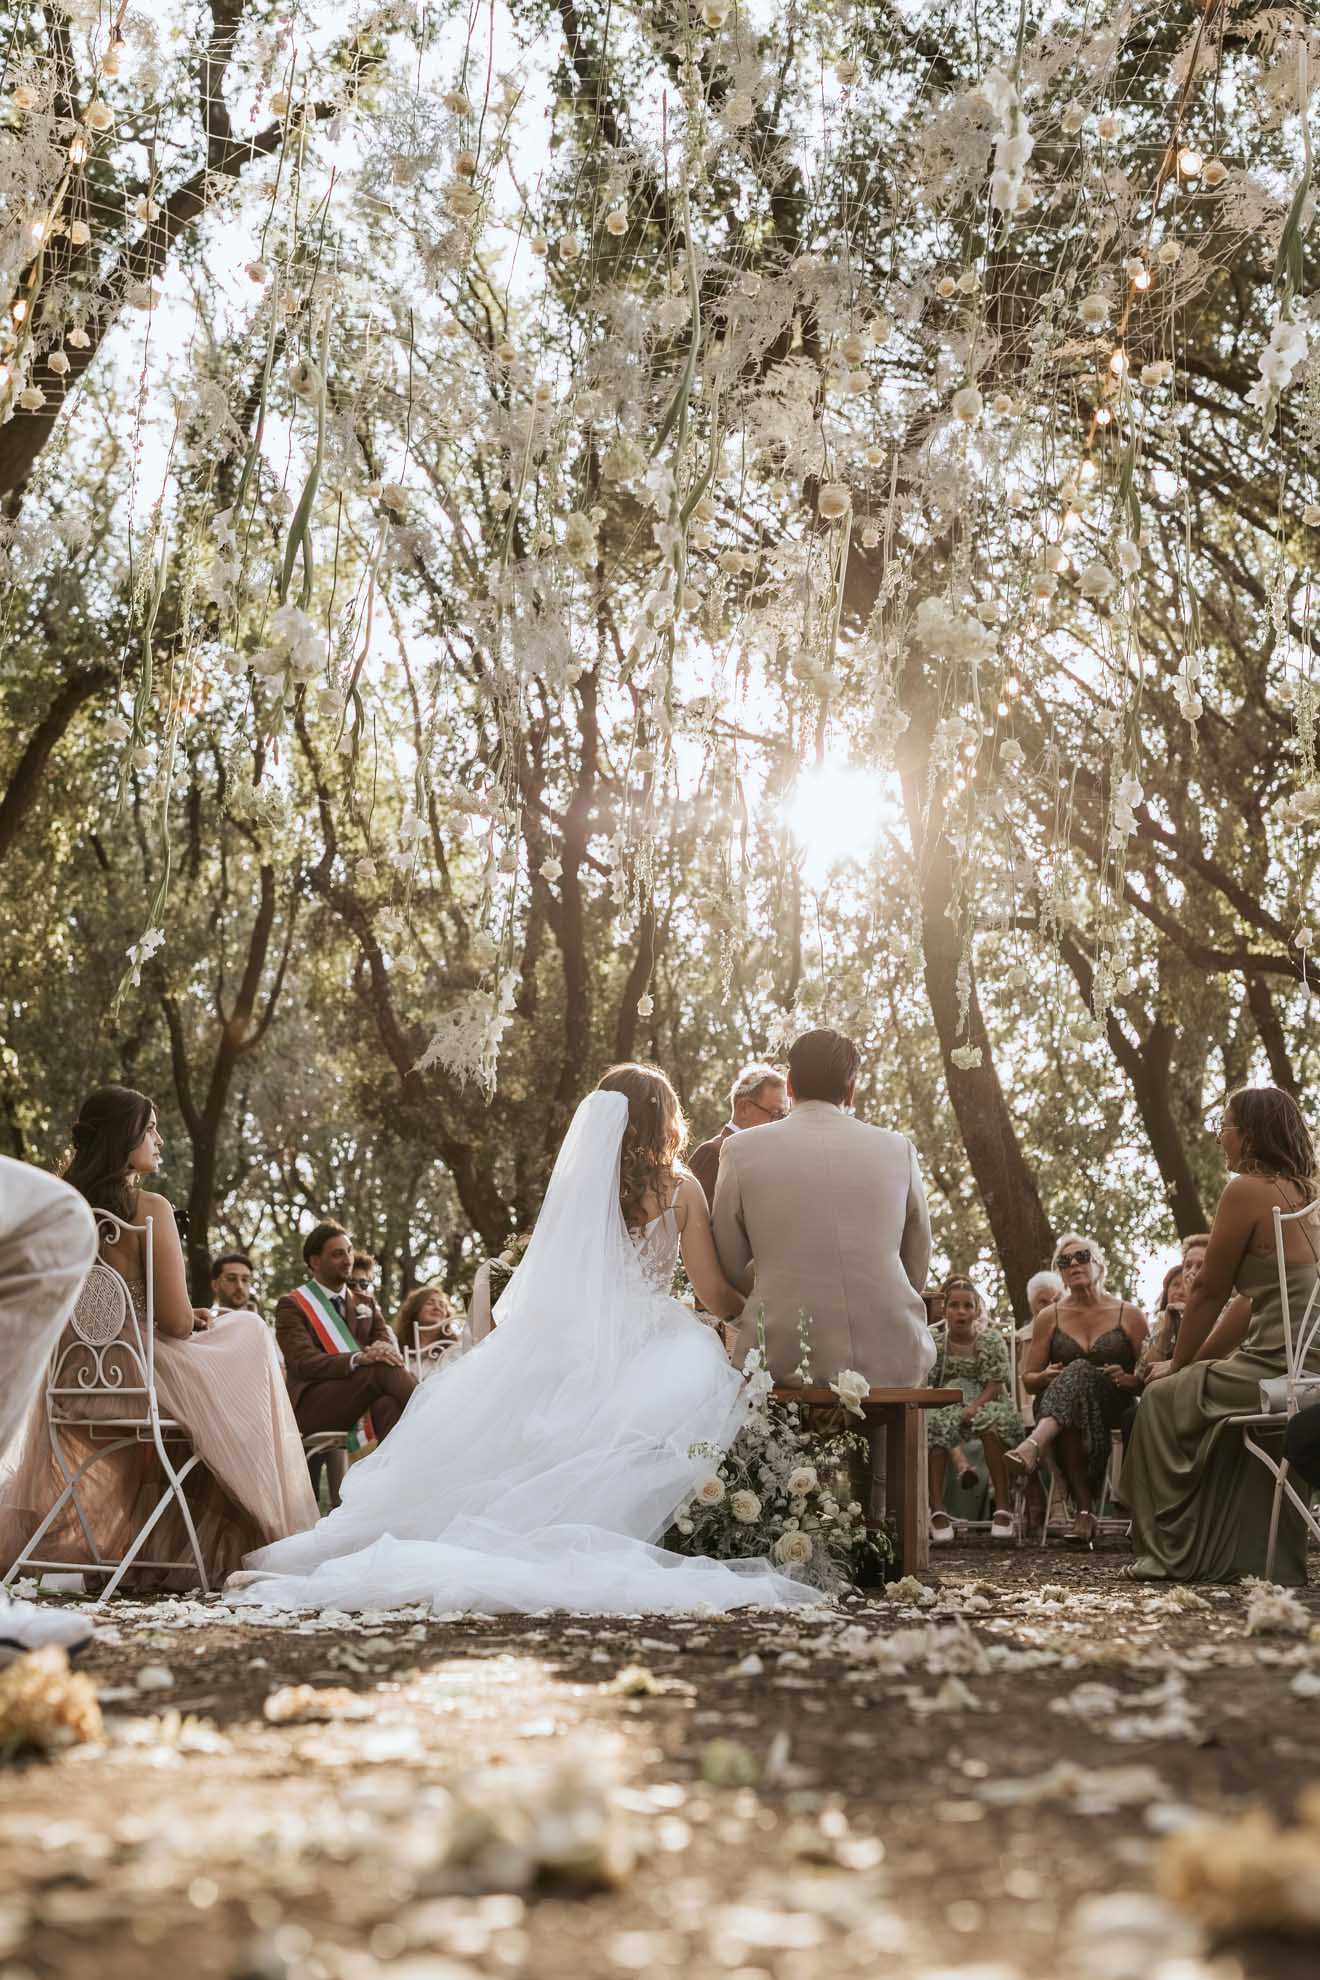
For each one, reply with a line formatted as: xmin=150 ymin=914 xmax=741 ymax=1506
xmin=351 ymin=1276 xmax=372 ymax=1289
xmin=1056 ymin=1248 xmax=1092 ymax=1269
xmin=746 ymin=1097 xmax=788 ymax=1121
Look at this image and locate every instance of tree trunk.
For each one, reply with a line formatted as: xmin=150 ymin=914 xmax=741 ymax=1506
xmin=1057 ymin=935 xmax=1208 ymax=1237
xmin=0 ymin=667 xmax=113 ymax=864
xmin=1245 ymin=975 xmax=1300 ymax=1097
xmin=897 ymin=698 xmax=1053 ymax=1319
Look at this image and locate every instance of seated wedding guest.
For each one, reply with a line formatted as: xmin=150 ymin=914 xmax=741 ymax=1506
xmin=927 ymin=1276 xmax=1023 ymax=1545
xmin=396 ymin=1283 xmax=457 ymax=1355
xmin=689 ymin=1062 xmax=788 ymax=1210
xmin=1026 ymin=1268 xmax=1065 ymax=1319
xmin=713 ymin=1027 xmax=934 ymax=1386
xmin=1016 ymin=1267 xmax=1065 ymax=1391
xmin=1140 ymin=1232 xmax=1249 ymax=1386
xmin=922 ymin=1285 xmax=982 ymax=1495
xmin=275 ymin=1222 xmax=416 ymax=1449
xmin=1283 ymin=1398 xmax=1320 ymax=1491
xmin=210 ymin=1249 xmax=255 ymax=1315
xmin=0 ymin=1089 xmax=317 ymax=1588
xmin=0 ymin=1157 xmax=99 ymax=1662
xmin=1121 ymin=1086 xmax=1320 ymax=1583
xmin=1006 ymin=1232 xmax=1147 ymax=1547
xmin=1137 ymin=1262 xmax=1186 ymax=1383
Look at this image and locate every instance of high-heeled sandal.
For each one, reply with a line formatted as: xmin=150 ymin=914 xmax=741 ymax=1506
xmin=1066 ymin=1509 xmax=1097 ymax=1550
xmin=1005 ymin=1437 xmax=1041 ymax=1477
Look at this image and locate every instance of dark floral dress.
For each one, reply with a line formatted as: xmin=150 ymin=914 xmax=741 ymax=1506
xmin=1035 ymin=1312 xmax=1138 ymax=1494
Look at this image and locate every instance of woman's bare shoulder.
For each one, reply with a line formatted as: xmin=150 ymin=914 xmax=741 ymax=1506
xmin=136 ymin=1191 xmax=178 ymax=1225
xmin=672 ymin=1173 xmax=708 ymax=1222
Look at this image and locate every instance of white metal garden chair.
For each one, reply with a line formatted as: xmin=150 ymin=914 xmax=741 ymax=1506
xmin=402 ymin=1327 xmax=460 ymax=1382
xmin=1 ymin=1211 xmax=211 ymax=1598
xmin=1226 ymin=1197 xmax=1320 ymax=1581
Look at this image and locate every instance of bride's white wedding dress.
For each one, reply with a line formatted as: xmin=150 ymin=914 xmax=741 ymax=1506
xmin=230 ymin=1092 xmax=825 ymax=1615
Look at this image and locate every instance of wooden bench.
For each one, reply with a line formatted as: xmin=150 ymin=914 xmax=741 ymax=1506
xmin=772 ymin=1386 xmax=962 ymax=1576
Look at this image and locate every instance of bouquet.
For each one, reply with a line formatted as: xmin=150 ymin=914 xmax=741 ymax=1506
xmin=668 ymin=1348 xmax=878 ymax=1590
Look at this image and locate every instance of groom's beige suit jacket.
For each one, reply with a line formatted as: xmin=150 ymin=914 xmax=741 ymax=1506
xmin=711 ymin=1101 xmax=936 ymax=1388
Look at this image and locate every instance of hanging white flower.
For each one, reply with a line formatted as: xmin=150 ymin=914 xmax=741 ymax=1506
xmin=1078 ymin=557 xmax=1117 ymax=600
xmin=950 ymin=384 xmax=983 ymax=424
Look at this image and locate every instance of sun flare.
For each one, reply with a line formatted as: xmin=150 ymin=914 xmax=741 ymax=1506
xmin=786 ymin=766 xmax=906 ymax=886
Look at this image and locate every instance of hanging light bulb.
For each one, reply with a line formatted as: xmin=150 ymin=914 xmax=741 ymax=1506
xmin=1095 ymin=406 xmax=1112 ymax=425
xmin=1177 ymin=147 xmax=1203 ymax=179
xmin=1133 ymin=267 xmax=1152 ymax=290
xmin=1109 ymin=347 xmax=1129 ymax=376
xmin=68 ymin=134 xmax=88 ymax=163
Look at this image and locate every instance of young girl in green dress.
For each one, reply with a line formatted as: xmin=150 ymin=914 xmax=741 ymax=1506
xmin=927 ymin=1276 xmax=1024 ymax=1544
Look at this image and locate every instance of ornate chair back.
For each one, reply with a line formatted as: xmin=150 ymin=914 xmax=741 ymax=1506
xmin=47 ymin=1211 xmax=158 ymax=1428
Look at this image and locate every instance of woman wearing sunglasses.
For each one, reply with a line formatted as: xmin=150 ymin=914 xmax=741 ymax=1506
xmin=1006 ymin=1234 xmax=1147 ymax=1546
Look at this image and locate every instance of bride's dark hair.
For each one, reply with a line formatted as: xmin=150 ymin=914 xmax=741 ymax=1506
xmin=63 ymin=1085 xmax=154 ymax=1222
xmin=597 ymin=1063 xmax=687 ymax=1232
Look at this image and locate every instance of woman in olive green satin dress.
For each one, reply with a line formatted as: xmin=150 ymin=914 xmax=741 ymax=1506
xmin=1120 ymin=1086 xmax=1320 ymax=1585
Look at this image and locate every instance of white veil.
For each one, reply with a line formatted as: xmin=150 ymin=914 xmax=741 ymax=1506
xmin=237 ymin=1088 xmax=823 ymax=1611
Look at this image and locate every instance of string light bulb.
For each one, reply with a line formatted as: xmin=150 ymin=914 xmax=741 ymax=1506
xmin=1006 ymin=676 xmax=1021 ymax=697
xmin=68 ymin=135 xmax=88 ymax=164
xmin=12 ymin=298 xmax=28 ymax=323
xmin=1109 ymin=347 xmax=1129 ymax=376
xmin=1177 ymin=147 xmax=1203 ymax=179
xmin=1095 ymin=406 xmax=1112 ymax=425
xmin=1133 ymin=267 xmax=1152 ymax=290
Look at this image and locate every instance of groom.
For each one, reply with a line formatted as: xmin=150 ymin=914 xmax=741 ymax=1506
xmin=712 ymin=1027 xmax=935 ymax=1387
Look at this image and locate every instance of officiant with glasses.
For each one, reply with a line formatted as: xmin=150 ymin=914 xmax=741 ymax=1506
xmin=688 ymin=1062 xmax=789 ymax=1211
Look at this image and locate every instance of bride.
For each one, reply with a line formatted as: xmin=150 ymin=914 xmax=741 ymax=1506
xmin=230 ymin=1064 xmax=826 ymax=1615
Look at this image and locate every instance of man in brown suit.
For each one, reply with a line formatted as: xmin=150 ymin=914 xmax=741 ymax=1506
xmin=275 ymin=1221 xmax=416 ymax=1445
xmin=688 ymin=1062 xmax=789 ymax=1210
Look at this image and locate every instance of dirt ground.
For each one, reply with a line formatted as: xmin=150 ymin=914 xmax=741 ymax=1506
xmin=4 ymin=1542 xmax=1320 ymax=1980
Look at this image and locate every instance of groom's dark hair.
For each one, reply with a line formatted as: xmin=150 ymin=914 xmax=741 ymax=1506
xmin=788 ymin=1028 xmax=860 ymax=1104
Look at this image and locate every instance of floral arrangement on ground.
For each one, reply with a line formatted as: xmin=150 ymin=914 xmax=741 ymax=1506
xmin=668 ymin=1350 xmax=879 ymax=1591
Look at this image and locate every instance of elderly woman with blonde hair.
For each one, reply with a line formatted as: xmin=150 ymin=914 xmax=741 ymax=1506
xmin=1006 ymin=1232 xmax=1147 ymax=1546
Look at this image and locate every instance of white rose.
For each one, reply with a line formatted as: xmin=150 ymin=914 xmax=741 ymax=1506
xmin=730 ymin=1490 xmax=761 ymax=1524
xmin=786 ymin=1466 xmax=817 ymax=1497
xmin=774 ymin=1531 xmax=814 ymax=1567
xmin=829 ymin=1368 xmax=870 ymax=1417
xmin=697 ymin=1475 xmax=726 ymax=1506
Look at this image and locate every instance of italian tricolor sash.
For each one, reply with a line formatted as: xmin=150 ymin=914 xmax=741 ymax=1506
xmin=290 ymin=1282 xmax=376 ymax=1452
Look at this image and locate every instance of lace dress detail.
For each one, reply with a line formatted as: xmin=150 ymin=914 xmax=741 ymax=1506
xmin=630 ymin=1209 xmax=681 ymax=1294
